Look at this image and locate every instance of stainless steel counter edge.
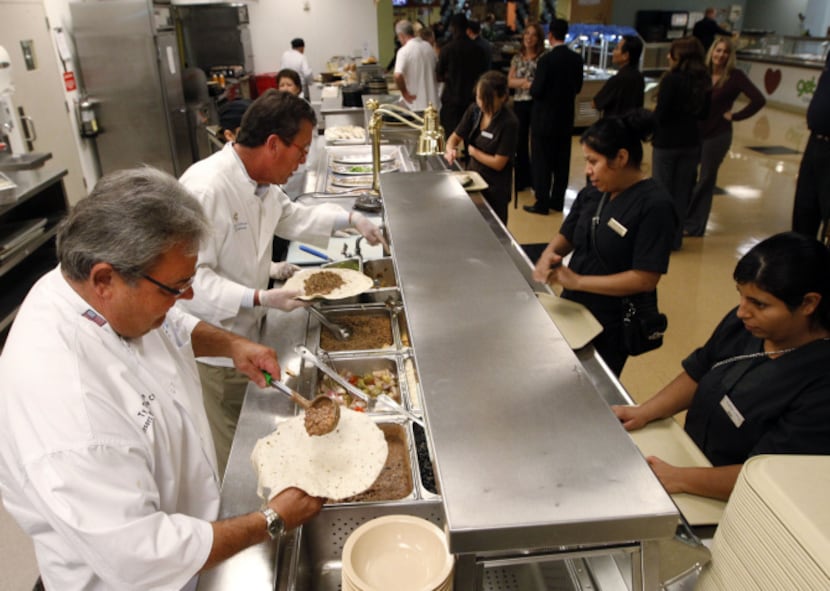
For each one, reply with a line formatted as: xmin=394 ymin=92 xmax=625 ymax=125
xmin=737 ymin=51 xmax=826 ymax=69
xmin=380 ymin=171 xmax=678 ymax=554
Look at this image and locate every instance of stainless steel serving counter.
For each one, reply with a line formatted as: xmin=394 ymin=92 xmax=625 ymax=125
xmin=381 ymin=172 xmax=678 ymax=588
xmin=198 ymin=164 xmax=696 ymax=591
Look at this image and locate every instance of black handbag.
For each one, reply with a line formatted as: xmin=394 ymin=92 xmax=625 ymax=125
xmin=591 ymin=192 xmax=667 ymax=356
xmin=621 ymin=291 xmax=667 ymax=355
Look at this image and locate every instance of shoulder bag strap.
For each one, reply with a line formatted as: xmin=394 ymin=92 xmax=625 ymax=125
xmin=590 ymin=191 xmax=612 ymax=273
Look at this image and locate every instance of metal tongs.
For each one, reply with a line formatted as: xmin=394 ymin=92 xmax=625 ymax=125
xmin=295 ymin=344 xmax=424 ymax=427
xmin=307 ymin=306 xmax=352 ymax=341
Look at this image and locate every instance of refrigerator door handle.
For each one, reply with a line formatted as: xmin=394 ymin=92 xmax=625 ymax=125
xmin=20 ymin=115 xmax=37 ymax=142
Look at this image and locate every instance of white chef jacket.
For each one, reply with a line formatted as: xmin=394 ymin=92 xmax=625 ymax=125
xmin=394 ymin=36 xmax=439 ymax=112
xmin=280 ymin=48 xmax=313 ymax=96
xmin=178 ymin=143 xmax=342 ymax=366
xmin=0 ymin=268 xmax=220 ymax=591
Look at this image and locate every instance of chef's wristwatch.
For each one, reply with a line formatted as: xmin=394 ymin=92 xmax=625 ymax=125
xmin=261 ymin=507 xmax=285 ymax=540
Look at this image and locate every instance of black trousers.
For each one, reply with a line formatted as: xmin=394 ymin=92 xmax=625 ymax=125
xmin=440 ymin=102 xmax=469 ymax=141
xmin=531 ymin=131 xmax=572 ymax=211
xmin=792 ymin=133 xmax=830 ymax=237
xmin=513 ymin=100 xmax=533 ymax=191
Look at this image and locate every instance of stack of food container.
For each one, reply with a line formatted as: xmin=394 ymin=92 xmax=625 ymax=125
xmin=696 ymin=455 xmax=830 ymax=590
xmin=341 ymin=514 xmax=454 ymax=590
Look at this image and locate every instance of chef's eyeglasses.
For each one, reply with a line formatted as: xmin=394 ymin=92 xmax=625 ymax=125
xmin=282 ymin=137 xmax=310 ymax=158
xmin=141 ymin=273 xmax=195 ymax=298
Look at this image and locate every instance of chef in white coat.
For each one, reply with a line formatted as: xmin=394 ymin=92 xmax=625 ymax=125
xmin=279 ymin=37 xmax=313 ymax=99
xmin=178 ymin=89 xmax=386 ymax=473
xmin=0 ymin=168 xmax=323 ymax=591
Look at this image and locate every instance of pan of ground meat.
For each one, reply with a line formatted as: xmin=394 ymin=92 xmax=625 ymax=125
xmin=284 ymin=267 xmax=374 ymax=301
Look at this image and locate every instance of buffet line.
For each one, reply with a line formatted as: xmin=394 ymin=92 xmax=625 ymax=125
xmin=197 ymin=137 xmax=707 ymax=591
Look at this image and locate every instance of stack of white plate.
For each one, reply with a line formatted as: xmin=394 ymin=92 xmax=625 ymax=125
xmin=342 ymin=514 xmax=454 ymax=591
xmin=697 ymin=455 xmax=830 ymax=590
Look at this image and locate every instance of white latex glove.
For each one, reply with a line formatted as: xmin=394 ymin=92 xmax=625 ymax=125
xmin=258 ymin=288 xmax=308 ymax=311
xmin=269 ymin=261 xmax=301 ymax=280
xmin=351 ymin=211 xmax=388 ymax=248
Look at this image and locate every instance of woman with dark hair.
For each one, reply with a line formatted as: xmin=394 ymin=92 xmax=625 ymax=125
xmin=507 ymin=23 xmax=546 ymax=192
xmin=531 ymin=109 xmax=675 ymax=375
xmin=685 ymin=36 xmax=765 ymax=237
xmin=651 ymin=36 xmax=711 ymax=251
xmin=445 ymin=71 xmax=518 ymax=223
xmin=276 ymin=68 xmax=303 ymax=96
xmin=614 ymin=232 xmax=830 ymax=500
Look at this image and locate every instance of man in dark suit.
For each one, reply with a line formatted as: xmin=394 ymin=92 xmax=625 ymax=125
xmin=692 ymin=8 xmax=734 ymax=53
xmin=525 ymin=18 xmax=584 ymax=214
xmin=437 ymin=13 xmax=488 ymax=140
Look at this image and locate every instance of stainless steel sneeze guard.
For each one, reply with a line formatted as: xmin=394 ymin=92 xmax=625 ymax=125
xmin=379 ymin=172 xmax=679 ymax=552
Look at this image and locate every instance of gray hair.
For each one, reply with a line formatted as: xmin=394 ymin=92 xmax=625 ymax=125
xmin=395 ymin=19 xmax=414 ymax=37
xmin=58 ymin=167 xmax=209 ymax=282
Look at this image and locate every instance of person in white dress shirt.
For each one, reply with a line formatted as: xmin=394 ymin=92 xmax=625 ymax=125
xmin=280 ymin=37 xmax=313 ymax=99
xmin=393 ymin=19 xmax=439 ymax=112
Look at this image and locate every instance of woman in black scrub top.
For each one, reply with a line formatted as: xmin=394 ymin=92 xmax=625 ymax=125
xmin=444 ymin=71 xmax=518 ymax=224
xmin=532 ymin=110 xmax=675 ymax=375
xmin=613 ymin=233 xmax=830 ymax=501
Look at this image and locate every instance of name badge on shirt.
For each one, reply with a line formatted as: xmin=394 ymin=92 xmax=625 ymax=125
xmin=233 ymin=221 xmax=249 ymax=232
xmin=480 ymin=130 xmax=493 ymax=139
xmin=607 ymin=217 xmax=628 ymax=237
xmin=720 ymin=395 xmax=745 ymax=428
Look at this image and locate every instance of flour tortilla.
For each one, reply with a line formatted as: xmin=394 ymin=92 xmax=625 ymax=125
xmin=284 ymin=267 xmax=374 ymax=301
xmin=251 ymin=408 xmax=388 ymax=500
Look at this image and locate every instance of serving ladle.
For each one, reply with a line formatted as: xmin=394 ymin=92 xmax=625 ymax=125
xmin=295 ymin=345 xmax=425 ymax=427
xmin=263 ymin=371 xmax=340 ymax=436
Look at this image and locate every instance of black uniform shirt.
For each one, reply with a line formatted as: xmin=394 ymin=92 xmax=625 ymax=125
xmin=683 ymin=309 xmax=830 ymax=466
xmin=454 ymin=103 xmax=519 ymax=208
xmin=559 ymin=180 xmax=675 ymax=324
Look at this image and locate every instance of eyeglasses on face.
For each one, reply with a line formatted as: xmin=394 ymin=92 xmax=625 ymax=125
xmin=280 ymin=136 xmax=310 ymax=157
xmin=141 ymin=273 xmax=195 ymax=298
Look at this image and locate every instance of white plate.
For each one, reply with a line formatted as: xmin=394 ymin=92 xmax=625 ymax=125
xmin=284 ymin=267 xmax=374 ymax=300
xmin=333 ymin=153 xmax=395 ymax=165
xmin=330 ymin=162 xmax=399 ymax=176
xmin=331 ymin=175 xmax=373 ymax=189
xmin=324 ymin=126 xmax=366 ymax=142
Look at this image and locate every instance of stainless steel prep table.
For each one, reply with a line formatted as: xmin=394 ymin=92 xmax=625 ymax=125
xmin=198 ymin=171 xmax=685 ymax=591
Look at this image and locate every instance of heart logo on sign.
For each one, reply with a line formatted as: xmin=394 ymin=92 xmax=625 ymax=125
xmin=764 ymin=68 xmax=782 ymax=95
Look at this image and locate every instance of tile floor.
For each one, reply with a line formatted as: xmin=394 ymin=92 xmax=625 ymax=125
xmin=0 ymin=104 xmax=810 ymax=590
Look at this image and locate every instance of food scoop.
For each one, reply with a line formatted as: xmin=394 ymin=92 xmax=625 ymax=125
xmin=263 ymin=371 xmax=340 ymax=436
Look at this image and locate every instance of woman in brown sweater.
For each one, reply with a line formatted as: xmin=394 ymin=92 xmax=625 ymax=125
xmin=685 ymin=36 xmax=765 ymax=237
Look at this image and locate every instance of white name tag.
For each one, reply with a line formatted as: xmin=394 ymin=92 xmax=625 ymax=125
xmin=233 ymin=221 xmax=249 ymax=232
xmin=480 ymin=130 xmax=493 ymax=139
xmin=720 ymin=395 xmax=745 ymax=428
xmin=607 ymin=217 xmax=628 ymax=237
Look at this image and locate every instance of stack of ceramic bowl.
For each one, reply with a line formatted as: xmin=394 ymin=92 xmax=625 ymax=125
xmin=697 ymin=455 xmax=830 ymax=590
xmin=342 ymin=514 xmax=454 ymax=591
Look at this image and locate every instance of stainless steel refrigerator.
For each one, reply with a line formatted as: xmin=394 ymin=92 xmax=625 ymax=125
xmin=70 ymin=0 xmax=193 ymax=177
